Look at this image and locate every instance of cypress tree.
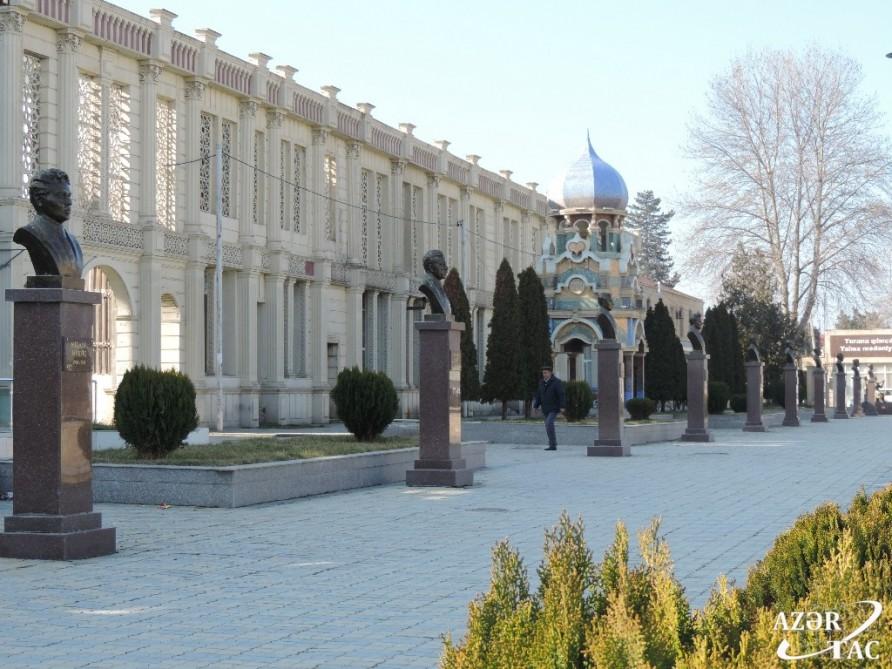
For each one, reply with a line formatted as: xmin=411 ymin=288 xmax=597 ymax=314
xmin=644 ymin=300 xmax=680 ymax=412
xmin=517 ymin=267 xmax=553 ymax=417
xmin=443 ymin=268 xmax=481 ymax=402
xmin=481 ymin=259 xmax=522 ymax=419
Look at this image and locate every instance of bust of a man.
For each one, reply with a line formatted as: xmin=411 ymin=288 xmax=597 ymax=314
xmin=14 ymin=168 xmax=83 ymax=279
xmin=419 ymin=249 xmax=451 ymax=317
xmin=687 ymin=312 xmax=705 ymax=351
xmin=852 ymin=358 xmax=860 ymax=377
xmin=836 ymin=352 xmax=845 ymax=373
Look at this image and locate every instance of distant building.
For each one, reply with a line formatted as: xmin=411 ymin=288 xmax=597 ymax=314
xmin=536 ymin=137 xmax=703 ymax=398
xmin=804 ymin=329 xmax=892 ymax=406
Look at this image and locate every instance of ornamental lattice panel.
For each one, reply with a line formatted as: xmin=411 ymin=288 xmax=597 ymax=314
xmin=21 ymin=54 xmax=41 ymax=198
xmin=199 ymin=112 xmax=213 ymax=213
xmin=108 ymin=84 xmax=131 ymax=223
xmin=77 ymin=74 xmax=102 ymax=210
xmin=155 ymin=98 xmax=177 ymax=229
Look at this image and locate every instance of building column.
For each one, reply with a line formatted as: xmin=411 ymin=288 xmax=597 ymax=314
xmin=635 ymin=351 xmax=646 ymax=399
xmin=138 ymin=255 xmax=162 ymax=368
xmin=137 ymin=61 xmax=161 ymax=229
xmin=345 ymin=285 xmax=363 ymax=368
xmin=623 ymin=351 xmax=634 ymax=401
xmin=366 ymin=289 xmax=378 ymax=370
xmin=183 ymin=79 xmax=206 ymax=234
xmin=184 ymin=259 xmax=206 ymax=382
xmin=0 ymin=9 xmax=25 ymax=201
xmin=346 ymin=142 xmax=362 ymax=264
xmin=56 ymin=30 xmax=81 ymax=199
xmin=259 ymin=273 xmax=285 ymax=423
xmin=236 ymin=267 xmax=260 ymax=426
xmin=283 ymin=278 xmax=294 ymax=377
xmin=237 ymin=100 xmax=258 ymax=239
xmin=310 ymin=128 xmax=328 ymax=254
xmin=426 ymin=174 xmax=439 ymax=257
xmin=266 ymin=109 xmax=284 ymax=248
xmin=309 ymin=262 xmax=331 ymax=422
xmin=389 ymin=160 xmax=406 ymax=273
xmin=459 ymin=185 xmax=471 ymax=281
xmin=391 ymin=293 xmax=408 ymax=389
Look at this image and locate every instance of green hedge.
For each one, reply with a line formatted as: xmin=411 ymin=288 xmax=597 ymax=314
xmin=564 ymin=381 xmax=593 ymax=421
xmin=114 ymin=365 xmax=198 ymax=458
xmin=442 ymin=485 xmax=892 ymax=668
xmin=330 ymin=367 xmax=399 ymax=441
xmin=729 ymin=393 xmax=747 ymax=413
xmin=626 ymin=397 xmax=656 ymax=420
xmin=707 ymin=381 xmax=730 ymax=414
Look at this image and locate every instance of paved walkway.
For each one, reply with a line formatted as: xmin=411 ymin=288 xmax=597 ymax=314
xmin=2 ymin=417 xmax=891 ymax=669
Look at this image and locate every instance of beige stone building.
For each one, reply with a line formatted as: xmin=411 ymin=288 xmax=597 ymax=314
xmin=0 ymin=0 xmax=550 ymax=426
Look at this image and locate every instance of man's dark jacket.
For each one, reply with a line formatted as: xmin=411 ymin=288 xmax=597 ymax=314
xmin=533 ymin=376 xmax=566 ymax=414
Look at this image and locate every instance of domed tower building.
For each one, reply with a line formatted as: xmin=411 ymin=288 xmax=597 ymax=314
xmin=536 ymin=136 xmax=647 ymax=400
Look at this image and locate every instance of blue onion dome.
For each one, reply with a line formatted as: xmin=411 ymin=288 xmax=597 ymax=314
xmin=549 ymin=135 xmax=629 ymax=211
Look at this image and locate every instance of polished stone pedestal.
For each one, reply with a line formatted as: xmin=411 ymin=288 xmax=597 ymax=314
xmin=782 ymin=363 xmax=800 ymax=427
xmin=406 ymin=318 xmax=473 ymax=487
xmin=811 ymin=368 xmax=828 ymax=422
xmin=851 ymin=372 xmax=864 ymax=418
xmin=0 ymin=285 xmax=116 ymax=560
xmin=834 ymin=371 xmax=849 ymax=419
xmin=588 ymin=340 xmax=629 ymax=457
xmin=682 ymin=350 xmax=712 ymax=442
xmin=864 ymin=379 xmax=878 ymax=416
xmin=743 ymin=360 xmax=766 ymax=432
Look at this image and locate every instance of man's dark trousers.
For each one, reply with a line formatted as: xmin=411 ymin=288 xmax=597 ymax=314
xmin=544 ymin=410 xmax=558 ymax=449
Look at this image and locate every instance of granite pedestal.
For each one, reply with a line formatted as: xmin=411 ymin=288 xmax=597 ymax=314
xmin=782 ymin=363 xmax=800 ymax=427
xmin=743 ymin=360 xmax=766 ymax=432
xmin=406 ymin=317 xmax=473 ymax=487
xmin=811 ymin=367 xmax=828 ymax=422
xmin=851 ymin=372 xmax=864 ymax=418
xmin=588 ymin=340 xmax=629 ymax=457
xmin=681 ymin=350 xmax=712 ymax=442
xmin=864 ymin=380 xmax=878 ymax=416
xmin=834 ymin=371 xmax=849 ymax=419
xmin=0 ymin=284 xmax=116 ymax=559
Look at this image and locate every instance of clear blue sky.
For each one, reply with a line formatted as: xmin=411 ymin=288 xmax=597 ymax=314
xmin=120 ymin=0 xmax=892 ymax=297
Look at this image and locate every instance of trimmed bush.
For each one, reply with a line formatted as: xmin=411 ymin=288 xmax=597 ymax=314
xmin=707 ymin=381 xmax=730 ymax=414
xmin=626 ymin=397 xmax=656 ymax=420
xmin=564 ymin=381 xmax=594 ymax=421
xmin=114 ymin=365 xmax=198 ymax=458
xmin=765 ymin=378 xmax=785 ymax=407
xmin=729 ymin=393 xmax=747 ymax=413
xmin=330 ymin=367 xmax=399 ymax=441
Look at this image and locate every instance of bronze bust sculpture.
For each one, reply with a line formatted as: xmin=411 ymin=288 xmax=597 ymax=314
xmin=812 ymin=327 xmax=822 ymax=368
xmin=14 ymin=168 xmax=84 ymax=279
xmin=419 ymin=249 xmax=451 ymax=317
xmin=687 ymin=312 xmax=705 ymax=351
xmin=836 ymin=352 xmax=845 ymax=373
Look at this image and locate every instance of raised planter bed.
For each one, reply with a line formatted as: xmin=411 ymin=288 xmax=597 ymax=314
xmin=0 ymin=441 xmax=486 ymax=508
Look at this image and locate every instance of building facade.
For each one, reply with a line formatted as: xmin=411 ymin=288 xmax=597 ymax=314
xmin=0 ymin=0 xmax=549 ymax=426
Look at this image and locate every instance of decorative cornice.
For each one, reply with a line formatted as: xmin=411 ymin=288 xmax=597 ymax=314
xmin=311 ymin=127 xmax=329 ymax=145
xmin=0 ymin=11 xmax=25 ymax=34
xmin=390 ymin=158 xmax=406 ymax=177
xmin=138 ymin=62 xmax=163 ymax=84
xmin=266 ymin=110 xmax=285 ymax=130
xmin=55 ymin=31 xmax=81 ymax=54
xmin=184 ymin=79 xmax=207 ymax=101
xmin=239 ymin=99 xmax=258 ymax=119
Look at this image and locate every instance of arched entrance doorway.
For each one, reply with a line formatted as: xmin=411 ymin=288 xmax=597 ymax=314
xmin=552 ymin=320 xmax=600 ymax=387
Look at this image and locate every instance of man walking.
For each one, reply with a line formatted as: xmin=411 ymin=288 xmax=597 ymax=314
xmin=533 ymin=366 xmax=565 ymax=451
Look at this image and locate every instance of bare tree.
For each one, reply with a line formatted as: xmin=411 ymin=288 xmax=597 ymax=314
xmin=682 ymin=48 xmax=892 ymax=328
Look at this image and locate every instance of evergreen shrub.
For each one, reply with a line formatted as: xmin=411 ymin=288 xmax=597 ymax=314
xmin=729 ymin=393 xmax=747 ymax=413
xmin=330 ymin=367 xmax=399 ymax=441
xmin=442 ymin=485 xmax=892 ymax=668
xmin=626 ymin=397 xmax=656 ymax=420
xmin=766 ymin=378 xmax=785 ymax=407
xmin=114 ymin=365 xmax=199 ymax=458
xmin=564 ymin=381 xmax=593 ymax=421
xmin=707 ymin=381 xmax=730 ymax=414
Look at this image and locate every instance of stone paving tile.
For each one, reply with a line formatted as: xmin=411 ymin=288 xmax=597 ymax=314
xmin=1 ymin=417 xmax=891 ymax=668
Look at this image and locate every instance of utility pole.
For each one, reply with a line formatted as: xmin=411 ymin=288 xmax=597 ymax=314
xmin=214 ymin=144 xmax=223 ymax=432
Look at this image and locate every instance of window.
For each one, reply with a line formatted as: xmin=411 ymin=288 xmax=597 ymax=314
xmin=292 ymin=144 xmax=304 ymax=232
xmin=221 ymin=120 xmax=234 ymax=217
xmin=156 ymin=98 xmax=177 ymax=229
xmin=253 ymin=130 xmax=265 ymax=225
xmin=280 ymin=140 xmax=290 ymax=229
xmin=375 ymin=173 xmax=386 ymax=268
xmin=360 ymin=169 xmax=370 ymax=265
xmin=87 ymin=268 xmax=113 ymax=375
xmin=199 ymin=112 xmax=214 ymax=213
